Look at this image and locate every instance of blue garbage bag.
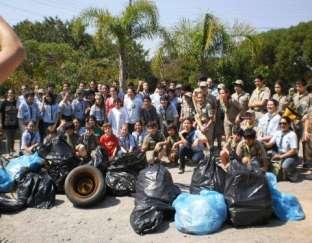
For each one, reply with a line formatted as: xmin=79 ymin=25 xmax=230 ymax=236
xmin=0 ymin=152 xmax=44 ymax=192
xmin=266 ymin=172 xmax=305 ymax=221
xmin=0 ymin=169 xmax=13 ymax=193
xmin=173 ymin=190 xmax=227 ymax=235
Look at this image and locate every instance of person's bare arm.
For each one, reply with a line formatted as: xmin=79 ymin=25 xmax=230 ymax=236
xmin=0 ymin=17 xmax=26 ymax=83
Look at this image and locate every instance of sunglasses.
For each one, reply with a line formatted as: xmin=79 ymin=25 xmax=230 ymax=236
xmin=279 ymin=122 xmax=287 ymax=125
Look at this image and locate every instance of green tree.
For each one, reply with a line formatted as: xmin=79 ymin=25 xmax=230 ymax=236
xmin=81 ymin=0 xmax=159 ymax=90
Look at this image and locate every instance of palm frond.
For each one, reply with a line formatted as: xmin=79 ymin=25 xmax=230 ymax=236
xmin=121 ymin=0 xmax=159 ymax=39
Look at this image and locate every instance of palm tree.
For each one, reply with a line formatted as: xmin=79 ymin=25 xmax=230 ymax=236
xmin=81 ymin=0 xmax=159 ymax=91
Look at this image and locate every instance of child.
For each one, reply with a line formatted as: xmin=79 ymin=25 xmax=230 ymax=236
xmin=79 ymin=121 xmax=98 ymax=153
xmin=119 ymin=124 xmax=136 ymax=153
xmin=43 ymin=125 xmax=57 ymax=145
xmin=75 ymin=144 xmax=91 ymax=165
xmin=219 ymin=126 xmax=244 ymax=170
xmin=164 ymin=124 xmax=180 ymax=164
xmin=132 ymin=121 xmax=146 ymax=151
xmin=142 ymin=121 xmax=166 ymax=158
xmin=21 ymin=121 xmax=41 ymax=154
xmin=99 ymin=123 xmax=119 ymax=161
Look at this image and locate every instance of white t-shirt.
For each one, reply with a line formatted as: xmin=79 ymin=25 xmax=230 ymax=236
xmin=124 ymin=97 xmax=142 ymax=124
xmin=270 ymin=130 xmax=298 ymax=153
xmin=257 ymin=112 xmax=281 ymax=137
xmin=108 ymin=107 xmax=127 ymax=136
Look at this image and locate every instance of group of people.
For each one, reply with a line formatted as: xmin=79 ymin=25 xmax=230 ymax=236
xmin=0 ymin=75 xmax=311 ymax=180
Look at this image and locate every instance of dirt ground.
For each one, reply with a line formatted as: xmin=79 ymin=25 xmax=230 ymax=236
xmin=1 ymin=165 xmax=312 ymax=243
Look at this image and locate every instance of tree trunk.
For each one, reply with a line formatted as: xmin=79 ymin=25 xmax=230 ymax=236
xmin=118 ymin=48 xmax=127 ymax=92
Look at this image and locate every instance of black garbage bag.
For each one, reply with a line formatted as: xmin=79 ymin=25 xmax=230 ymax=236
xmin=107 ymin=152 xmax=147 ymax=174
xmin=105 ymin=153 xmax=147 ymax=196
xmin=39 ymin=136 xmax=78 ymax=193
xmin=89 ymin=146 xmax=109 ymax=173
xmin=0 ymin=195 xmax=25 ymax=213
xmin=130 ymin=164 xmax=180 ymax=235
xmin=16 ymin=171 xmax=56 ymax=209
xmin=105 ymin=171 xmax=136 ymax=196
xmin=190 ymin=154 xmax=226 ymax=194
xmin=224 ymin=168 xmax=272 ymax=227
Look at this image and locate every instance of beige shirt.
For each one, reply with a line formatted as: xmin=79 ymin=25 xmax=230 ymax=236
xmin=231 ymin=92 xmax=250 ymax=112
xmin=236 ymin=139 xmax=268 ymax=166
xmin=249 ymin=86 xmax=271 ymax=112
xmin=220 ymin=99 xmax=243 ymax=125
xmin=272 ymin=93 xmax=288 ymax=113
xmin=293 ymin=92 xmax=312 ymax=116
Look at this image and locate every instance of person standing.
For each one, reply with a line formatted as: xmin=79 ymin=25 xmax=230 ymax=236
xmin=17 ymin=91 xmax=40 ymax=133
xmin=72 ymin=89 xmax=88 ymax=125
xmin=0 ymin=89 xmax=18 ymax=154
xmin=248 ymin=75 xmax=271 ymax=120
xmin=124 ymin=88 xmax=142 ymax=133
xmin=39 ymin=92 xmax=59 ymax=138
xmin=272 ymin=80 xmax=288 ymax=114
xmin=219 ymin=87 xmax=243 ymax=139
xmin=231 ymin=79 xmax=250 ymax=114
xmin=302 ymin=111 xmax=312 ymax=168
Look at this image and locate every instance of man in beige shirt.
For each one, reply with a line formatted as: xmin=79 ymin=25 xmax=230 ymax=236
xmin=231 ymin=79 xmax=250 ymax=113
xmin=248 ymin=75 xmax=271 ymax=120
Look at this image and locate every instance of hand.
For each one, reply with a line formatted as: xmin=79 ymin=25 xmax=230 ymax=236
xmin=235 ymin=116 xmax=241 ymax=124
xmin=303 ymin=132 xmax=311 ymax=142
xmin=272 ymin=154 xmax=282 ymax=160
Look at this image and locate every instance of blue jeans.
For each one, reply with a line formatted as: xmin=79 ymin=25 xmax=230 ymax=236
xmin=179 ymin=146 xmax=204 ymax=169
xmin=282 ymin=156 xmax=299 ymax=179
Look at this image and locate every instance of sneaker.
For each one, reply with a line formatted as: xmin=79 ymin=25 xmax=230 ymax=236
xmin=288 ymin=171 xmax=299 ymax=182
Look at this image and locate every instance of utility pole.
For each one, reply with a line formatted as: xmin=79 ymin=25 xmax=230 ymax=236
xmin=129 ymin=0 xmax=132 ymax=6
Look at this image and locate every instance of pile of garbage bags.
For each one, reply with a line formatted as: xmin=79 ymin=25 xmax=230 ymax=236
xmin=105 ymin=153 xmax=147 ymax=196
xmin=39 ymin=136 xmax=78 ymax=193
xmin=130 ymin=164 xmax=180 ymax=235
xmin=0 ymin=169 xmax=56 ymax=214
xmin=0 ymin=152 xmax=44 ymax=192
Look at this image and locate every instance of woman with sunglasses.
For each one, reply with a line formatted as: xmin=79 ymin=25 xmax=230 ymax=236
xmin=264 ymin=117 xmax=299 ymax=182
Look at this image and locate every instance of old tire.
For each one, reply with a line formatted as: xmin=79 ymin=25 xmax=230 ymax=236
xmin=64 ymin=165 xmax=105 ymax=207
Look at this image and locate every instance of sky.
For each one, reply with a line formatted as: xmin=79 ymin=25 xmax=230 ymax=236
xmin=2 ymin=0 xmax=312 ymax=56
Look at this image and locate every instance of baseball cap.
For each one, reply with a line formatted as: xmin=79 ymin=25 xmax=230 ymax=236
xmin=233 ymin=79 xmax=244 ymax=86
xmin=199 ymin=81 xmax=208 ymax=87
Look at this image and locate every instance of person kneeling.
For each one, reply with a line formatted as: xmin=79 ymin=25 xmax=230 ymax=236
xmin=264 ymin=117 xmax=299 ymax=182
xmin=21 ymin=121 xmax=40 ymax=155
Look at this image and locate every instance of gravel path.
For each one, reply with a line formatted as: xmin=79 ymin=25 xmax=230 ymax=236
xmin=1 ymin=166 xmax=312 ymax=243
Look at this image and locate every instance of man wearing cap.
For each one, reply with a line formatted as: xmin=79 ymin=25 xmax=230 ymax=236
xmin=231 ymin=79 xmax=250 ymax=113
xmin=248 ymin=75 xmax=271 ymax=120
xmin=72 ymin=89 xmax=88 ymax=124
xmin=180 ymin=91 xmax=195 ymax=123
